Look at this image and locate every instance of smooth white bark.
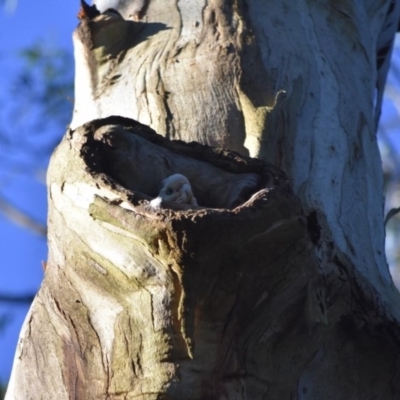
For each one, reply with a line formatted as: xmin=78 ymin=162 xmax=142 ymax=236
xmin=72 ymin=1 xmax=397 ymax=301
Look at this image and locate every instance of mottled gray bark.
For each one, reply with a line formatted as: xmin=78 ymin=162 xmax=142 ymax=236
xmin=6 ymin=1 xmax=400 ymax=399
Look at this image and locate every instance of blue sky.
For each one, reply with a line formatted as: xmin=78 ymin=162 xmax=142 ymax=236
xmin=0 ymin=0 xmax=77 ymax=382
xmin=0 ymin=0 xmax=399 ymax=386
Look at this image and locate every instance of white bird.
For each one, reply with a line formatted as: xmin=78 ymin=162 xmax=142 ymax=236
xmin=150 ymin=174 xmax=198 ymax=208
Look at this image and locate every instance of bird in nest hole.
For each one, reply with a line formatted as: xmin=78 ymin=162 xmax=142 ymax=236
xmin=150 ymin=174 xmax=198 ymax=208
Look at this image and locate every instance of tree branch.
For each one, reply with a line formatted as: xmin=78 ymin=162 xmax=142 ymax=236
xmin=0 ymin=292 xmax=35 ymax=304
xmin=0 ymin=195 xmax=47 ymax=236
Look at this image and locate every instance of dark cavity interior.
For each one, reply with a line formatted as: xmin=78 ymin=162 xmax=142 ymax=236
xmin=95 ymin=125 xmax=262 ymax=209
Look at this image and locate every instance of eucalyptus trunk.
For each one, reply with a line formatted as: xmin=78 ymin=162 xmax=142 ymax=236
xmin=6 ymin=1 xmax=400 ymax=399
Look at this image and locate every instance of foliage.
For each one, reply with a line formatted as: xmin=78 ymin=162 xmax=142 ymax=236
xmin=10 ymin=41 xmax=74 ymax=144
xmin=0 ymin=40 xmax=73 ymax=238
xmin=14 ymin=43 xmax=73 ymax=125
xmin=0 ymin=40 xmax=74 ymax=184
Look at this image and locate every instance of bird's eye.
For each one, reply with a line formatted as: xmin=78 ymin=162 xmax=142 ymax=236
xmin=165 ymin=188 xmax=173 ymax=195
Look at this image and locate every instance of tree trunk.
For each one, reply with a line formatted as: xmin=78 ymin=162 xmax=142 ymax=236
xmin=6 ymin=1 xmax=400 ymax=399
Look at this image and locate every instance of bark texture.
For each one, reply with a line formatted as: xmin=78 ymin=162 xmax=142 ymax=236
xmin=6 ymin=118 xmax=296 ymax=397
xmin=6 ymin=0 xmax=400 ymax=399
xmin=7 ymin=117 xmax=400 ymax=399
xmin=70 ymin=0 xmax=399 ymax=297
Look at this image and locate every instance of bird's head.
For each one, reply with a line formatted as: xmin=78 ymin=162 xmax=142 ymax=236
xmin=159 ymin=174 xmax=191 ymax=202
